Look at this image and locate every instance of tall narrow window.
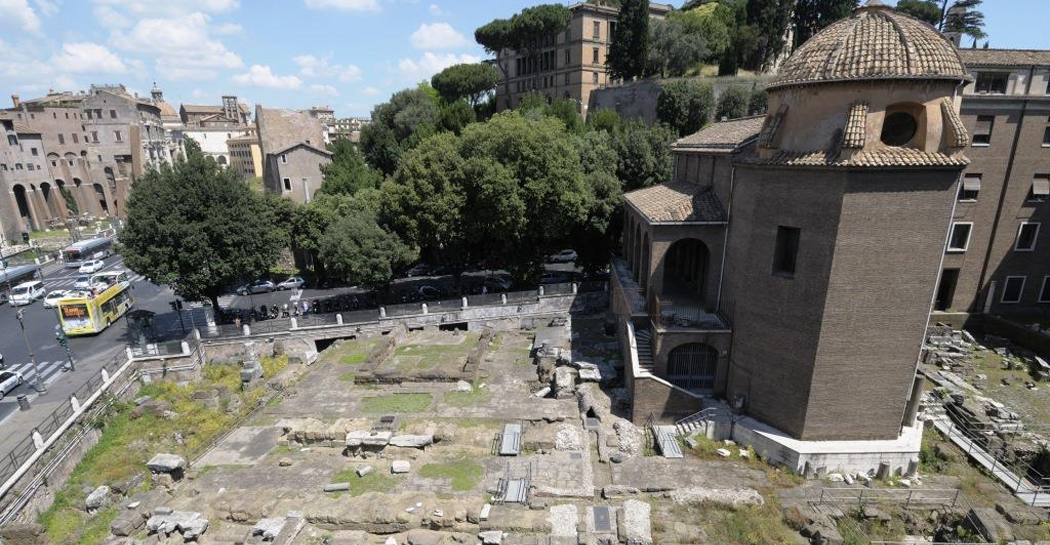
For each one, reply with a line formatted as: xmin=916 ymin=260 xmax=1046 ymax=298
xmin=974 ymin=72 xmax=1009 ymax=94
xmin=109 ymin=109 xmax=117 ymax=118
xmin=947 ymin=223 xmax=972 ymax=252
xmin=57 ymin=134 xmax=65 ymax=145
xmin=592 ymin=47 xmax=599 ymax=65
xmin=114 ymin=130 xmax=122 ymax=142
xmin=565 ymin=49 xmax=570 ymax=66
xmin=1043 ymin=116 xmax=1050 ymax=146
xmin=283 ymin=178 xmax=291 ymax=191
xmin=772 ymin=226 xmax=801 ymax=277
xmin=593 ymin=21 xmax=600 ymax=39
xmin=1015 ymin=222 xmax=1040 ymax=252
xmin=1039 ymin=276 xmax=1050 ymax=303
xmin=972 ymin=115 xmax=994 ymax=145
xmin=959 ymin=174 xmax=981 ymax=201
xmin=1001 ymin=276 xmax=1026 ymax=304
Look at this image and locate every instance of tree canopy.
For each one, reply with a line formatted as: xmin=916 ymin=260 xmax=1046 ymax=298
xmin=792 ymin=0 xmax=858 ymax=47
xmin=475 ymin=5 xmax=572 ymax=104
xmin=320 ymin=211 xmax=414 ymax=290
xmin=431 ymin=63 xmax=500 ymax=108
xmin=715 ymin=85 xmax=750 ymax=120
xmin=121 ymin=151 xmax=282 ymax=310
xmin=319 ymin=137 xmax=382 ymax=197
xmin=360 ymin=84 xmax=440 ymax=176
xmin=894 ymin=0 xmax=942 ymax=25
xmin=607 ymin=0 xmax=651 ymax=80
xmin=656 ymin=78 xmax=715 ymax=137
xmin=647 ymin=17 xmax=709 ymax=77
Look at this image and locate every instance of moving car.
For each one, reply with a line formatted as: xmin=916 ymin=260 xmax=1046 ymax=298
xmin=547 ymin=249 xmax=577 ymax=263
xmin=277 ymin=276 xmax=305 ymax=290
xmin=0 ymin=370 xmax=24 ymax=400
xmin=10 ymin=281 xmax=45 ymax=306
xmin=405 ymin=263 xmax=431 ymax=278
xmin=73 ymin=276 xmax=93 ymax=291
xmin=78 ymin=259 xmax=105 ymax=274
xmin=43 ymin=290 xmax=69 ymax=309
xmin=238 ymin=280 xmax=276 ymax=295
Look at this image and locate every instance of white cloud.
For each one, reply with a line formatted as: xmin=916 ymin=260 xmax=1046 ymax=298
xmin=397 ymin=51 xmax=479 ymax=81
xmin=428 ymin=3 xmax=445 ymax=17
xmin=111 ymin=12 xmax=242 ymax=79
xmin=92 ymin=5 xmax=130 ymax=28
xmin=410 ymin=22 xmax=467 ymax=50
xmin=232 ymin=64 xmax=302 ymax=89
xmin=213 ymin=22 xmax=243 ymax=35
xmin=0 ymin=0 xmax=41 ymax=32
xmin=308 ymin=83 xmax=339 ymax=96
xmin=362 ymin=86 xmax=380 ymax=96
xmin=51 ymin=42 xmax=126 ymax=73
xmin=293 ymin=54 xmax=362 ymax=82
xmin=33 ymin=0 xmax=57 ymax=16
xmin=303 ymin=0 xmax=378 ymax=11
xmin=90 ymin=0 xmax=238 ymax=17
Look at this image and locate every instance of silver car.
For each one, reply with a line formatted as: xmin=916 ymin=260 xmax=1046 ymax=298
xmin=0 ymin=371 xmax=24 ymax=400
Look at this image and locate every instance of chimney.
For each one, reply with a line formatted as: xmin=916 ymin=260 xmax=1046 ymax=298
xmin=11 ymin=94 xmax=19 ymax=108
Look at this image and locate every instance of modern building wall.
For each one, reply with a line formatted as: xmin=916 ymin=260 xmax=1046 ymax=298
xmin=182 ymin=127 xmax=251 ymax=167
xmin=937 ymin=50 xmax=1050 ymax=315
xmin=227 ymin=135 xmax=262 ymax=179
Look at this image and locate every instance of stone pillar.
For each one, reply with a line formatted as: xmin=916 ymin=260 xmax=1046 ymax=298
xmin=902 ymin=375 xmax=925 ymax=428
xmin=242 ymin=324 xmax=251 ymax=336
xmin=290 ymin=318 xmax=298 ymax=330
xmin=193 ymin=328 xmax=201 ymax=340
xmin=461 ymin=296 xmax=468 ymax=309
xmin=421 ymin=303 xmax=428 ymax=314
xmin=380 ymin=307 xmax=387 ymax=318
xmin=501 ymin=294 xmax=507 ymax=305
xmin=336 ymin=314 xmax=343 ymax=325
xmin=538 ymin=286 xmax=545 ymax=296
xmin=571 ymin=283 xmax=578 ymax=294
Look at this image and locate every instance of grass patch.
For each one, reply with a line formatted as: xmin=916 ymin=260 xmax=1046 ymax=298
xmin=669 ymin=497 xmax=796 ymax=545
xmin=328 ymin=467 xmax=399 ymax=497
xmin=338 ymin=339 xmax=378 ymax=365
xmin=418 ymin=457 xmax=485 ymax=491
xmin=339 ymin=371 xmax=357 ymax=382
xmin=361 ymin=393 xmax=432 ymax=414
xmin=443 ymin=382 xmax=491 ymax=408
xmin=682 ymin=435 xmax=803 ymax=487
xmin=393 ymin=334 xmax=478 ymax=371
xmin=38 ymin=363 xmax=274 ymax=545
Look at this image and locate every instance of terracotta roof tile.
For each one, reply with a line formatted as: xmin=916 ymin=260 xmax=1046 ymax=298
xmin=957 ymin=49 xmax=1050 ymax=67
xmin=771 ymin=5 xmax=967 ymax=90
xmin=625 ymin=181 xmax=727 ymax=223
xmin=843 ymin=102 xmax=869 ymax=149
xmin=940 ymin=98 xmax=969 ymax=148
xmin=741 ymin=148 xmax=968 ymax=168
xmin=758 ymin=104 xmax=788 ymax=149
xmin=675 ymin=116 xmax=765 ymax=151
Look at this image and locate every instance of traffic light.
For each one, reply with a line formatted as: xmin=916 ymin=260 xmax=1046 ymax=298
xmin=169 ymin=300 xmax=183 ymax=312
xmin=54 ymin=326 xmax=68 ymax=348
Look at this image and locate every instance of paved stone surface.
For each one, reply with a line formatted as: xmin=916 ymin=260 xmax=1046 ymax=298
xmin=197 ymin=426 xmax=283 ymax=466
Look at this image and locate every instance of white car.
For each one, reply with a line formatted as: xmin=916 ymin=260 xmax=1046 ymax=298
xmin=73 ymin=276 xmax=93 ymax=291
xmin=0 ymin=370 xmax=24 ymax=400
xmin=78 ymin=260 xmax=105 ymax=274
xmin=43 ymin=290 xmax=69 ymax=308
xmin=10 ymin=281 xmax=45 ymax=306
xmin=547 ymin=249 xmax=578 ymax=263
xmin=277 ymin=276 xmax=305 ymax=290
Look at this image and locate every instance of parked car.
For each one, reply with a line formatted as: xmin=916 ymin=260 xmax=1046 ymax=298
xmin=277 ymin=276 xmax=306 ymax=290
xmin=539 ymin=271 xmax=574 ymax=285
xmin=483 ymin=276 xmax=512 ymax=292
xmin=43 ymin=290 xmax=69 ymax=308
xmin=238 ymin=280 xmax=276 ymax=295
xmin=73 ymin=276 xmax=93 ymax=291
xmin=404 ymin=263 xmax=431 ymax=277
xmin=547 ymin=249 xmax=577 ymax=263
xmin=10 ymin=281 xmax=45 ymax=306
xmin=78 ymin=259 xmax=105 ymax=274
xmin=417 ymin=285 xmax=445 ymax=300
xmin=0 ymin=370 xmax=24 ymax=400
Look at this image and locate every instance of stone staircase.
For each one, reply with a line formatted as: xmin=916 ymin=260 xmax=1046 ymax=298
xmin=635 ymin=328 xmax=655 ymax=373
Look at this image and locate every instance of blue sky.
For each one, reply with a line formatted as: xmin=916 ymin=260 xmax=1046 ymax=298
xmin=0 ymin=0 xmax=1044 ymax=118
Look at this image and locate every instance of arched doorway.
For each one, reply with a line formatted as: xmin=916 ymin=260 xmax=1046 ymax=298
xmin=640 ymin=233 xmax=650 ymax=291
xmin=93 ymin=183 xmax=109 ymax=214
xmin=666 ymin=343 xmax=718 ymax=393
xmin=40 ymin=182 xmax=62 ymax=222
xmin=13 ymin=184 xmax=33 ymax=228
xmin=103 ymin=167 xmax=115 ymax=185
xmin=632 ymin=224 xmax=642 ymax=282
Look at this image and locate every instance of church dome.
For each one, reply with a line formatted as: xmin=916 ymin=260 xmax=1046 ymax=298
xmin=769 ymin=1 xmax=968 ymax=91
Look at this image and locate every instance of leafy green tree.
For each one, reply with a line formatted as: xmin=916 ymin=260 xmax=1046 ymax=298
xmin=319 ymin=137 xmax=382 ymax=196
xmin=610 ymin=120 xmax=675 ymax=191
xmin=670 ymin=3 xmax=733 ymax=62
xmin=747 ymin=87 xmax=769 ymax=115
xmin=516 ymin=91 xmax=547 ymax=114
xmin=183 ymin=135 xmax=204 ymax=163
xmin=121 ymin=155 xmax=282 ymax=310
xmin=320 ymin=213 xmax=414 ymax=290
xmin=715 ymin=85 xmax=750 ymax=120
xmin=607 ymin=0 xmax=651 ymax=80
xmin=431 ymin=63 xmax=501 ymax=108
xmin=656 ymin=79 xmax=715 ymax=137
xmin=894 ymin=0 xmax=942 ymax=25
xmin=792 ymin=0 xmax=857 ymax=48
xmin=647 ymin=17 xmax=708 ymax=77
xmin=575 ymin=130 xmax=618 ymax=177
xmin=742 ymin=0 xmax=794 ymax=72
xmin=717 ymin=0 xmax=757 ymax=75
xmin=587 ymin=108 xmax=622 ymax=133
xmin=360 ymin=84 xmax=440 ymax=176
xmin=475 ymin=5 xmax=571 ymax=107
xmin=942 ymin=0 xmax=985 ymax=41
xmin=439 ymin=99 xmax=477 ymax=135
xmin=544 ymin=98 xmax=584 ymax=134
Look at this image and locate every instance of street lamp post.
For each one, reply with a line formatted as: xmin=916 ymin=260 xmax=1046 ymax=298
xmin=16 ymin=309 xmax=46 ymax=394
xmin=55 ymin=324 xmax=75 ymax=372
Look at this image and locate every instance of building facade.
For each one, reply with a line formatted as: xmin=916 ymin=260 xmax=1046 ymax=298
xmin=256 ymin=106 xmax=331 ymax=204
xmin=611 ymin=3 xmax=971 ymax=472
xmin=227 ymin=132 xmax=263 ymax=179
xmin=493 ymin=1 xmax=671 ymax=115
xmin=934 ymin=49 xmax=1050 ymax=314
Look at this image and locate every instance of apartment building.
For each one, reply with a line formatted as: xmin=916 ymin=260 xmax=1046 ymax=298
xmin=256 ymin=105 xmax=331 ymax=204
xmin=934 ymin=49 xmax=1050 ymax=314
xmin=494 ymin=1 xmax=671 ymax=115
xmin=227 ymin=132 xmax=263 ymax=179
xmin=306 ymin=106 xmax=368 ymax=145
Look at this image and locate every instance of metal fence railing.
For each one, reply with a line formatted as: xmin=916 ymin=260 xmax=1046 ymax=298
xmin=819 ymin=487 xmax=985 ymax=544
xmin=542 ymin=282 xmax=574 ymax=296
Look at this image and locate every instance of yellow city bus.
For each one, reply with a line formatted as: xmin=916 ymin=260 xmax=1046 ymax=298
xmin=57 ymin=271 xmax=135 ymax=336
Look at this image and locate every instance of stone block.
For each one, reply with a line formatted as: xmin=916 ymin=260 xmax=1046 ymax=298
xmin=85 ymin=485 xmax=110 ymax=511
xmin=146 ymin=453 xmax=186 ymax=474
xmin=357 ymin=466 xmax=373 ymax=477
xmin=391 ymin=460 xmax=411 ymax=474
xmin=389 ymin=435 xmax=433 ymax=448
xmin=622 ymin=499 xmax=652 ymax=545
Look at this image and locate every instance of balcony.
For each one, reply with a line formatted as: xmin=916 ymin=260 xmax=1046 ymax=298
xmin=649 ymin=293 xmax=729 ymax=331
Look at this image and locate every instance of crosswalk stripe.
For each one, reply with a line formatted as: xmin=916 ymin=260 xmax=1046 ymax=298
xmin=5 ymin=360 xmax=65 ymax=387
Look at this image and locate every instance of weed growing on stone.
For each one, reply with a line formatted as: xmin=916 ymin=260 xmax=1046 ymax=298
xmin=328 ymin=468 xmax=399 ymax=497
xmin=443 ymin=382 xmax=491 ymax=408
xmin=361 ymin=393 xmax=432 ymax=413
xmin=418 ymin=457 xmax=485 ymax=491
